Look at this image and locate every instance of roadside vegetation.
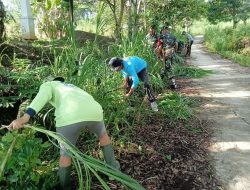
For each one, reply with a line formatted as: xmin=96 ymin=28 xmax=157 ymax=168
xmin=0 ymin=0 xmax=239 ymax=189
xmin=204 ymin=24 xmax=250 ymax=67
xmin=203 ymin=0 xmax=250 ymax=67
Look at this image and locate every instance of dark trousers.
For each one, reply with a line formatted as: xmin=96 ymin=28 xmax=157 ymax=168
xmin=127 ymin=68 xmax=156 ymax=102
xmin=186 ymin=40 xmax=193 ymax=56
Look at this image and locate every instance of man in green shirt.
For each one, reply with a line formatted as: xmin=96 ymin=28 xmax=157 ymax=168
xmin=7 ymin=77 xmax=120 ymax=190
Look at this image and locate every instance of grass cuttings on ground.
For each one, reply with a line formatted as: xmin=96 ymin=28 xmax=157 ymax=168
xmin=158 ymin=92 xmax=193 ymax=121
xmin=112 ymin=117 xmax=220 ymax=190
xmin=171 ymin=65 xmax=213 ymax=78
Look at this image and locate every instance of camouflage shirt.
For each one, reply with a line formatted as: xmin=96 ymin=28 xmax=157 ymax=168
xmin=159 ymin=33 xmax=176 ymax=48
xmin=146 ymin=33 xmax=158 ymax=47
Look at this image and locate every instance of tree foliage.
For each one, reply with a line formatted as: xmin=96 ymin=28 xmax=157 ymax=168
xmin=146 ymin=0 xmax=207 ymax=29
xmin=103 ymin=0 xmax=126 ymax=42
xmin=207 ymin=0 xmax=250 ymax=28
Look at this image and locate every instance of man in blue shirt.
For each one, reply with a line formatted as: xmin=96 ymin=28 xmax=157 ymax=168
xmin=108 ymin=56 xmax=158 ymax=112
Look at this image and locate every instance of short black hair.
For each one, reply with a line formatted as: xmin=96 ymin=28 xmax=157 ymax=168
xmin=53 ymin=76 xmax=65 ymax=82
xmin=109 ymin=57 xmax=123 ymax=68
xmin=150 ymin=24 xmax=156 ymax=29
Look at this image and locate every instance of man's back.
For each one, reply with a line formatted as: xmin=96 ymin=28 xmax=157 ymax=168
xmin=29 ymin=81 xmax=103 ymax=127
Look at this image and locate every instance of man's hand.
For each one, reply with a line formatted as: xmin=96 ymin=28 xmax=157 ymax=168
xmin=125 ymin=93 xmax=130 ymax=97
xmin=125 ymin=88 xmax=134 ymax=97
xmin=8 ymin=119 xmax=24 ymax=130
xmin=7 ymin=114 xmax=30 ymax=131
xmin=122 ymin=78 xmax=129 ymax=89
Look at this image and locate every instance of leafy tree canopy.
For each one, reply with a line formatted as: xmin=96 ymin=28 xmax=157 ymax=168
xmin=146 ymin=0 xmax=207 ymax=28
xmin=207 ymin=0 xmax=250 ymax=27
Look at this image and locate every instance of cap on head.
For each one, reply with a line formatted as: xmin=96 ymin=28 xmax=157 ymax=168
xmin=108 ymin=57 xmax=123 ymax=71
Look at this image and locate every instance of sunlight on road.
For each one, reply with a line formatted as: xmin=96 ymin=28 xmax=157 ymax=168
xmin=210 ymin=141 xmax=250 ymax=152
xmin=213 ymin=83 xmax=232 ymax=87
xmin=199 ymin=91 xmax=250 ymax=98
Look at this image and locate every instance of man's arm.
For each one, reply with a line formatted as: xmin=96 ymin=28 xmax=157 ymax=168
xmin=123 ymin=77 xmax=129 ymax=88
xmin=7 ymin=82 xmax=52 ymax=130
xmin=125 ymin=68 xmax=139 ymax=97
xmin=28 ymin=82 xmax=52 ymax=113
xmin=8 ymin=113 xmax=30 ymax=130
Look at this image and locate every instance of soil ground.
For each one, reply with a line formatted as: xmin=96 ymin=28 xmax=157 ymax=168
xmin=184 ymin=36 xmax=250 ymax=190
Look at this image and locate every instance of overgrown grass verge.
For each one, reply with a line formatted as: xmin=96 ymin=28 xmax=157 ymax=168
xmin=204 ymin=24 xmax=250 ymax=67
xmin=219 ymin=51 xmax=250 ymax=67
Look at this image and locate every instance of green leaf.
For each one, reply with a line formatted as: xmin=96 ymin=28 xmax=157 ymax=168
xmin=9 ymin=174 xmax=18 ymax=183
xmin=41 ymin=142 xmax=51 ymax=148
xmin=165 ymin=154 xmax=172 ymax=161
xmin=45 ymin=0 xmax=52 ymax=10
xmin=2 ymin=133 xmax=14 ymax=143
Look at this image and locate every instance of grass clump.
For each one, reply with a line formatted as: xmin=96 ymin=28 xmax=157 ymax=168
xmin=158 ymin=92 xmax=193 ymax=121
xmin=171 ymin=65 xmax=213 ymax=78
xmin=204 ymin=24 xmax=250 ymax=67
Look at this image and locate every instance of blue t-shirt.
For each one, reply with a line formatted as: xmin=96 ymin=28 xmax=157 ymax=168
xmin=186 ymin=33 xmax=193 ymax=43
xmin=120 ymin=56 xmax=147 ymax=89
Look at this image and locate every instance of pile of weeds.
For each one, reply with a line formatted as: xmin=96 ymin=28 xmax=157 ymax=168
xmin=171 ymin=65 xmax=213 ymax=78
xmin=158 ymin=92 xmax=193 ymax=121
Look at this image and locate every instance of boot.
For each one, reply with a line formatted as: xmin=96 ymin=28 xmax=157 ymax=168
xmin=58 ymin=165 xmax=71 ymax=190
xmin=101 ymin=144 xmax=120 ymax=170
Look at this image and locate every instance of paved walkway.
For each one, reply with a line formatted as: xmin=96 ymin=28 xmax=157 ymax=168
xmin=188 ymin=36 xmax=250 ymax=190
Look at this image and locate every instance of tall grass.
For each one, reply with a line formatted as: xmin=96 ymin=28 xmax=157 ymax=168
xmin=204 ymin=24 xmax=250 ymax=67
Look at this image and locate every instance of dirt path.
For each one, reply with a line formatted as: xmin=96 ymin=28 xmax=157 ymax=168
xmin=186 ymin=36 xmax=250 ymax=190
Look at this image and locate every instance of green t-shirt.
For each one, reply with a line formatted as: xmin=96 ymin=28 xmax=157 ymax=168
xmin=28 ymin=81 xmax=103 ymax=127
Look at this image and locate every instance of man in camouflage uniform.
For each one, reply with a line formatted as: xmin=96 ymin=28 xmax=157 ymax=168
xmin=145 ymin=25 xmax=159 ymax=57
xmin=157 ymin=26 xmax=176 ymax=70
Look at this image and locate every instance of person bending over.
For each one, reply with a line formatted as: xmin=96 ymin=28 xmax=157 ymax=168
xmin=108 ymin=56 xmax=158 ymax=112
xmin=7 ymin=77 xmax=120 ymax=190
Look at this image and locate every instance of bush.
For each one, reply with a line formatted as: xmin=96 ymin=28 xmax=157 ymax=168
xmin=0 ymin=129 xmax=58 ymax=189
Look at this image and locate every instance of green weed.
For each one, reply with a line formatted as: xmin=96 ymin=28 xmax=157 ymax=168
xmin=171 ymin=65 xmax=213 ymax=78
xmin=0 ymin=130 xmax=58 ymax=189
xmin=204 ymin=24 xmax=250 ymax=67
xmin=158 ymin=92 xmax=193 ymax=121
